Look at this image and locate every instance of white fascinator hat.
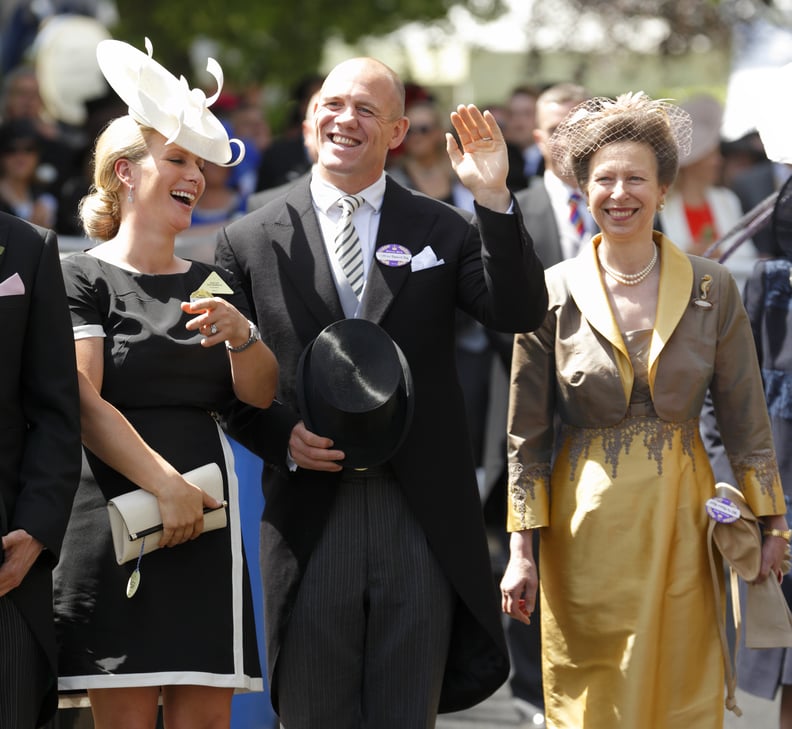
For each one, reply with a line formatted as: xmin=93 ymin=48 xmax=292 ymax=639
xmin=96 ymin=37 xmax=245 ymax=167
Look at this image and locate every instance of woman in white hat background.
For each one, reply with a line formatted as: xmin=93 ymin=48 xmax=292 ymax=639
xmin=53 ymin=39 xmax=277 ymax=729
xmin=658 ymin=93 xmax=760 ymax=292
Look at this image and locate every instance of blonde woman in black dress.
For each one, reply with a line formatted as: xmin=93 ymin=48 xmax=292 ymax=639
xmin=54 ymin=39 xmax=277 ymax=729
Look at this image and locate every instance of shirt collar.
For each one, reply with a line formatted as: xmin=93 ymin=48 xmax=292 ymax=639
xmin=310 ymin=171 xmax=388 ymax=215
xmin=543 ymin=169 xmax=578 ymax=199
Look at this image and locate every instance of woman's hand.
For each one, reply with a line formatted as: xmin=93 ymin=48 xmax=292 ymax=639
xmin=154 ymin=472 xmax=223 ymax=548
xmin=500 ymin=530 xmax=538 ymax=625
xmin=182 ymin=297 xmax=251 ymax=349
xmin=756 ymin=515 xmax=791 ymax=584
xmin=181 ymin=297 xmax=278 ymax=409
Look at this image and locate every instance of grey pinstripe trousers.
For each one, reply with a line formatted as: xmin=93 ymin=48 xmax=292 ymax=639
xmin=0 ymin=596 xmax=49 ymax=729
xmin=276 ymin=466 xmax=456 ymax=729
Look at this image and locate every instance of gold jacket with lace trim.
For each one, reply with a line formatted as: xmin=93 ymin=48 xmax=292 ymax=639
xmin=507 ymin=232 xmax=783 ymax=531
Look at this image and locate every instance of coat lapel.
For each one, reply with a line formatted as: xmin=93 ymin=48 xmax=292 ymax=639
xmin=569 ymin=237 xmax=634 ymax=403
xmin=647 ymin=233 xmax=693 ymax=393
xmin=569 ymin=233 xmax=695 ymax=404
xmin=358 ymin=179 xmax=435 ymax=324
xmin=273 ymin=179 xmax=345 ymax=326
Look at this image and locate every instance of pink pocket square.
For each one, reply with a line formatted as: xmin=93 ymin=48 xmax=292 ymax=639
xmin=0 ymin=273 xmax=25 ymax=296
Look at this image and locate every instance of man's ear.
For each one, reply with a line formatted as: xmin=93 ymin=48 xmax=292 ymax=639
xmin=388 ymin=117 xmax=410 ymax=150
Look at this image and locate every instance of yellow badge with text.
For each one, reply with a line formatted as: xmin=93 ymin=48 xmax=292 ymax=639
xmin=190 ymin=272 xmax=234 ymax=302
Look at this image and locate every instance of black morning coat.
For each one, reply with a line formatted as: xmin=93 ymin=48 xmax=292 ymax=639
xmin=0 ymin=213 xmax=80 ymax=725
xmin=216 ymin=175 xmax=548 ymax=713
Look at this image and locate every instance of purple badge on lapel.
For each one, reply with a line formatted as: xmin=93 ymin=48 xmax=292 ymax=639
xmin=375 ymin=244 xmax=412 ymax=267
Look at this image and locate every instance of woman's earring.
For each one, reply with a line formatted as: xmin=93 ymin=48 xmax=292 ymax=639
xmin=127 ymin=185 xmax=134 ymax=204
xmin=657 ymin=199 xmax=665 ymax=212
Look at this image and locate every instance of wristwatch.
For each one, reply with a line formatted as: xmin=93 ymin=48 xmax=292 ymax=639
xmin=226 ymin=321 xmax=261 ymax=353
xmin=763 ymin=528 xmax=792 ymax=542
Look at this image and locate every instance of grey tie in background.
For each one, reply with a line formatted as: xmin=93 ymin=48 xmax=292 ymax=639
xmin=335 ymin=195 xmax=365 ymax=297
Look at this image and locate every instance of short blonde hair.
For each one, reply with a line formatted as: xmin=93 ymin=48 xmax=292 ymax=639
xmin=79 ymin=116 xmax=153 ymax=241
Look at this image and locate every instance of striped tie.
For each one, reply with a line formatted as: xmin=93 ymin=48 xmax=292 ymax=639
xmin=335 ymin=195 xmax=365 ymax=297
xmin=568 ymin=191 xmax=586 ymax=240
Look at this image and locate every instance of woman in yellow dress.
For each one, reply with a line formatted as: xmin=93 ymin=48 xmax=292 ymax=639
xmin=500 ymin=92 xmax=789 ymax=728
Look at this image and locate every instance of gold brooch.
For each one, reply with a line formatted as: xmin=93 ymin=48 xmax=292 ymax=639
xmin=692 ymin=274 xmax=713 ymax=309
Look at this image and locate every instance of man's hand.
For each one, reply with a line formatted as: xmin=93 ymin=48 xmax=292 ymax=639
xmin=447 ymin=104 xmax=511 ymax=212
xmin=289 ymin=421 xmax=345 ymax=472
xmin=0 ymin=530 xmax=44 ymax=597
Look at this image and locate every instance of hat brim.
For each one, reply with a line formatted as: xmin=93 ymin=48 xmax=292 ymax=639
xmin=96 ymin=39 xmax=244 ymax=167
xmin=296 ymin=320 xmax=414 ymax=469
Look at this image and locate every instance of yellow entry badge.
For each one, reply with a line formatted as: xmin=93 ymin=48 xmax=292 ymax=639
xmin=190 ymin=272 xmax=234 ymax=302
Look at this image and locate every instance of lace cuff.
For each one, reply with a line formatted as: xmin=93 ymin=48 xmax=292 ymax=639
xmin=731 ymin=449 xmax=784 ymax=516
xmin=507 ymin=461 xmax=551 ymax=531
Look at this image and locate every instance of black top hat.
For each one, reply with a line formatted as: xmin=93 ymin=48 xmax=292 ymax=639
xmin=296 ymin=319 xmax=414 ymax=469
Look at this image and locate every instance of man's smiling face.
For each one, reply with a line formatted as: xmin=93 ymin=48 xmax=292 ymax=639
xmin=314 ymin=58 xmax=408 ymax=194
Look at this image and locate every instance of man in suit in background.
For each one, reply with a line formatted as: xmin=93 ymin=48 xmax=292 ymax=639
xmin=254 ymin=74 xmax=324 ymax=193
xmin=217 ymin=57 xmax=547 ymax=728
xmin=246 ymin=91 xmax=319 ymax=213
xmin=0 ymin=212 xmax=80 ymax=728
xmin=515 ymin=82 xmax=594 ymax=267
xmin=504 ymin=84 xmax=543 ymax=187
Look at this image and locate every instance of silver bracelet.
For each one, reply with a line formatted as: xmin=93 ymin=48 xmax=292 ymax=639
xmin=226 ymin=321 xmax=261 ymax=353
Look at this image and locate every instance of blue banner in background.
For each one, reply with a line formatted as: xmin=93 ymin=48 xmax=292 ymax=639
xmin=229 ymin=438 xmax=276 ymax=729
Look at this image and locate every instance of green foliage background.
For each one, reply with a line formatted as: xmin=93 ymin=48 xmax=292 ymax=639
xmin=110 ymin=0 xmax=506 ymax=89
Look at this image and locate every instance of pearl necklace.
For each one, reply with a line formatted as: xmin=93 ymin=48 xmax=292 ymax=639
xmin=598 ymin=244 xmax=658 ymax=286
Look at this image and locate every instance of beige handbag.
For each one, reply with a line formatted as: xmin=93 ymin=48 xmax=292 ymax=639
xmin=706 ymin=482 xmax=792 ymax=716
xmin=107 ymin=462 xmax=227 ymax=566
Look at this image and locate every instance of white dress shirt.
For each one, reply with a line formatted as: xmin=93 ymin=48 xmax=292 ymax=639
xmin=310 ymin=172 xmax=388 ymax=318
xmin=544 ymin=170 xmax=594 ymax=260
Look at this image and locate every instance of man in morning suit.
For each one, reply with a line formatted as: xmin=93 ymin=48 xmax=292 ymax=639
xmin=216 ymin=57 xmax=548 ymax=728
xmin=0 ymin=211 xmax=80 ymax=728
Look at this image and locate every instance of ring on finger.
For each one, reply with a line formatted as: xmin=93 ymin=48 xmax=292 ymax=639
xmin=209 ymin=323 xmax=218 ymax=335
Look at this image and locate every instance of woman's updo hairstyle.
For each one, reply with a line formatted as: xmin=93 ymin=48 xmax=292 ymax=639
xmin=79 ymin=116 xmax=152 ymax=241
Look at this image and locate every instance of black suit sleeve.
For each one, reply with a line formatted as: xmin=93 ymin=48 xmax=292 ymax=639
xmin=13 ymin=228 xmax=80 ymax=562
xmin=219 ymin=399 xmax=299 ymax=469
xmin=215 ymin=227 xmax=300 ymax=467
xmin=469 ymin=198 xmax=548 ymax=333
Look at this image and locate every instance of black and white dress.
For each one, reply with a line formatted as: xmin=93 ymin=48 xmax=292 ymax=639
xmin=54 ymin=254 xmax=262 ymax=696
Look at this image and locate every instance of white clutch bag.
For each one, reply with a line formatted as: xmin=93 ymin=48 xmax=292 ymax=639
xmin=107 ymin=463 xmax=227 ymax=566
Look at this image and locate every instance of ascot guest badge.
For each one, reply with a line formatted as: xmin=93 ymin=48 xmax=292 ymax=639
xmin=375 ymin=244 xmax=412 ymax=268
xmin=190 ymin=271 xmax=235 ymax=303
xmin=705 ymin=495 xmax=741 ymax=524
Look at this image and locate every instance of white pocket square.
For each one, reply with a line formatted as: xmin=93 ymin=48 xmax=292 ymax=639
xmin=0 ymin=273 xmax=24 ymax=297
xmin=410 ymin=246 xmax=445 ymax=272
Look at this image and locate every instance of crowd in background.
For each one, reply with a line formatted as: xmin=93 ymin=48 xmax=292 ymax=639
xmin=1 ymin=45 xmax=789 ymax=258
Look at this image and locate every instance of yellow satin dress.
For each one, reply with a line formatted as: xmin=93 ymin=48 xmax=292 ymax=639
xmin=540 ymin=329 xmax=723 ymax=728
